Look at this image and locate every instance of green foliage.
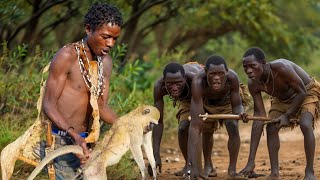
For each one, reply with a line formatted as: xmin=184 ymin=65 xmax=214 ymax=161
xmin=1 ymin=0 xmax=320 ymax=178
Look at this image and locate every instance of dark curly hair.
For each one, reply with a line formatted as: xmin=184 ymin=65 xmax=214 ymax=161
xmin=205 ymin=55 xmax=227 ymax=70
xmin=243 ymin=47 xmax=266 ymax=62
xmin=163 ymin=62 xmax=185 ymax=78
xmin=84 ymin=2 xmax=123 ymax=31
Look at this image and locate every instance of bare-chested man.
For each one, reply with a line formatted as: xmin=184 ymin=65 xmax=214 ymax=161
xmin=42 ymin=3 xmax=123 ymax=179
xmin=152 ymin=62 xmax=204 ymax=176
xmin=188 ymin=55 xmax=248 ymax=178
xmin=240 ymin=47 xmax=319 ymax=180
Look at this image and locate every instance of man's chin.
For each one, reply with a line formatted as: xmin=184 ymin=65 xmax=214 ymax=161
xmin=212 ymin=85 xmax=221 ymax=91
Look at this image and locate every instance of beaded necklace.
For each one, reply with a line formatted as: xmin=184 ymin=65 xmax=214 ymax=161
xmin=75 ymin=39 xmax=105 ymax=99
xmin=262 ymin=64 xmax=274 ymax=96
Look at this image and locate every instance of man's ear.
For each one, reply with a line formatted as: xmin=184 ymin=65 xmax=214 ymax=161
xmin=85 ymin=25 xmax=91 ymax=35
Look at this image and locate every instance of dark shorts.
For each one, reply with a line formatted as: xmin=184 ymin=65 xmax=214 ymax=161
xmin=41 ymin=135 xmax=82 ymax=180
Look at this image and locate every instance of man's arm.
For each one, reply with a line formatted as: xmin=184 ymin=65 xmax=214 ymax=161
xmin=273 ymin=63 xmax=307 ymax=128
xmin=152 ymin=79 xmax=165 ymax=172
xmin=240 ymin=80 xmax=266 ymax=175
xmin=229 ymin=72 xmax=244 ymax=115
xmin=99 ymin=55 xmax=117 ymax=124
xmin=42 ymin=47 xmax=89 ymax=157
xmin=188 ymin=75 xmax=205 ymax=178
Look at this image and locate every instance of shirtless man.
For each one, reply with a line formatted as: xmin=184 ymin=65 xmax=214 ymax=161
xmin=152 ymin=62 xmax=204 ymax=176
xmin=188 ymin=55 xmax=246 ymax=178
xmin=240 ymin=47 xmax=319 ymax=180
xmin=42 ymin=3 xmax=123 ymax=179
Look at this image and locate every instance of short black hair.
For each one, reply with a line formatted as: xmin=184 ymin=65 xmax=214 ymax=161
xmin=243 ymin=47 xmax=266 ymax=62
xmin=84 ymin=2 xmax=123 ymax=31
xmin=205 ymin=55 xmax=227 ymax=70
xmin=163 ymin=63 xmax=185 ymax=78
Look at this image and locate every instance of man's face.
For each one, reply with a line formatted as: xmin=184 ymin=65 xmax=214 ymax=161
xmin=164 ymin=71 xmax=186 ymax=98
xmin=86 ymin=23 xmax=121 ymax=56
xmin=242 ymin=55 xmax=264 ymax=81
xmin=206 ymin=64 xmax=227 ymax=91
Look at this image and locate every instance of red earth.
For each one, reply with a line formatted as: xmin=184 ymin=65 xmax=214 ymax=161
xmin=157 ymin=122 xmax=320 ymax=180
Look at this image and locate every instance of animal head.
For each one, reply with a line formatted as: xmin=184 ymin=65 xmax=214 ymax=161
xmin=127 ymin=105 xmax=160 ymax=133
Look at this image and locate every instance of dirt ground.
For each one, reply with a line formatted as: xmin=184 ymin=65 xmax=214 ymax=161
xmin=157 ymin=123 xmax=320 ymax=180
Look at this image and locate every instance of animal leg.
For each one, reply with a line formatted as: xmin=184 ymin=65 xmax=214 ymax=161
xmin=142 ymin=132 xmax=156 ymax=179
xmin=130 ymin=145 xmax=146 ymax=180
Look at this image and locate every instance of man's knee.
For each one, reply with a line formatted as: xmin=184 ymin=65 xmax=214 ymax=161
xmin=225 ymin=120 xmax=239 ymax=135
xmin=266 ymin=123 xmax=278 ymax=134
xmin=300 ymin=112 xmax=314 ymax=132
xmin=225 ymin=120 xmax=238 ymax=128
xmin=178 ymin=120 xmax=190 ymax=133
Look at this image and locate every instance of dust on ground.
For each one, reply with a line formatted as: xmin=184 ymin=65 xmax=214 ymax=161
xmin=157 ymin=122 xmax=320 ymax=180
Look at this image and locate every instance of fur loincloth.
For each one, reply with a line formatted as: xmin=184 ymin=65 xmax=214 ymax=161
xmin=269 ymin=78 xmax=320 ymax=129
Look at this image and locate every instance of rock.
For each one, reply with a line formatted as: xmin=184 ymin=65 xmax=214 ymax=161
xmin=172 ymin=151 xmax=177 ymax=155
xmin=172 ymin=158 xmax=180 ymax=162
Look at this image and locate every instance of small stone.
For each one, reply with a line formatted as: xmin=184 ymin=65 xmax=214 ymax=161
xmin=173 ymin=158 xmax=180 ymax=162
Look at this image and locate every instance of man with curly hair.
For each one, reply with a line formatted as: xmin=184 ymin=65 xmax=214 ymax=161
xmin=42 ymin=2 xmax=123 ymax=179
xmin=240 ymin=47 xmax=319 ymax=180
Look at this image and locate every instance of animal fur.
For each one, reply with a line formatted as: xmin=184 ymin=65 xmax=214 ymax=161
xmin=27 ymin=104 xmax=160 ymax=180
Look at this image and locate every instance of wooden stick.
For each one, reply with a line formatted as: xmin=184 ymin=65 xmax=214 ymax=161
xmin=199 ymin=113 xmax=270 ymax=122
xmin=198 ymin=113 xmax=299 ymax=125
xmin=18 ymin=156 xmax=38 ymax=166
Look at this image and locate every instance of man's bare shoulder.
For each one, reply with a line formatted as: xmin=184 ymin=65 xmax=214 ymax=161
xmin=227 ymin=69 xmax=239 ymax=80
xmin=192 ymin=70 xmax=206 ymax=89
xmin=154 ymin=77 xmax=167 ymax=97
xmin=49 ymin=45 xmax=78 ymax=73
xmin=183 ymin=62 xmax=203 ymax=78
xmin=270 ymin=59 xmax=295 ymax=71
xmin=154 ymin=77 xmax=164 ymax=89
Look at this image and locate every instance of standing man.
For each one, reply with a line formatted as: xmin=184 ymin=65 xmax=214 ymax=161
xmin=240 ymin=47 xmax=319 ymax=180
xmin=188 ymin=55 xmax=249 ymax=178
xmin=152 ymin=62 xmax=206 ymax=176
xmin=42 ymin=3 xmax=123 ymax=179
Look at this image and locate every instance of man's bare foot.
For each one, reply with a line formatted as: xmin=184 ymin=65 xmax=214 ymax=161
xmin=247 ymin=172 xmax=265 ymax=178
xmin=304 ymin=170 xmax=317 ymax=180
xmin=204 ymin=165 xmax=217 ymax=177
xmin=239 ymin=163 xmax=255 ymax=177
xmin=174 ymin=166 xmax=188 ymax=176
xmin=266 ymin=173 xmax=280 ymax=180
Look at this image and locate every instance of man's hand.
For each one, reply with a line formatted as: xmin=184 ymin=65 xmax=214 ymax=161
xmin=154 ymin=153 xmax=162 ymax=173
xmin=73 ymin=135 xmax=90 ymax=165
xmin=239 ymin=112 xmax=249 ymax=123
xmin=273 ymin=114 xmax=290 ymax=129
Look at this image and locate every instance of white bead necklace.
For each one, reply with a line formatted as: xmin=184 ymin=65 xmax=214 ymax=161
xmin=75 ymin=40 xmax=105 ymax=99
